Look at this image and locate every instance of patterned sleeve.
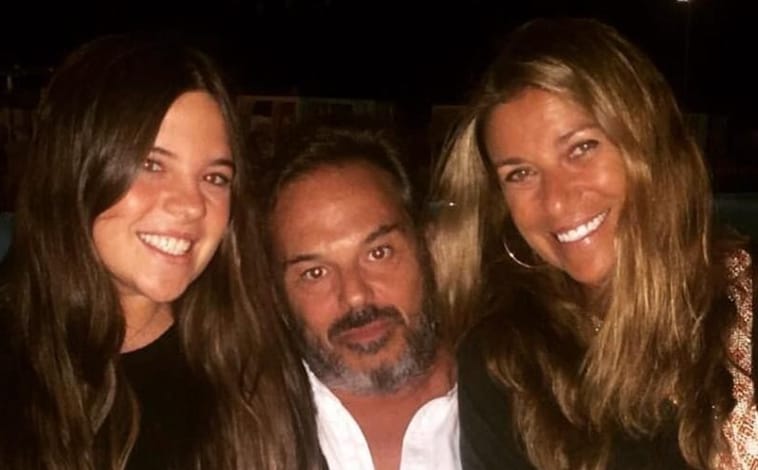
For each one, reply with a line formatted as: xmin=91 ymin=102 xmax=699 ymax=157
xmin=716 ymin=249 xmax=758 ymax=469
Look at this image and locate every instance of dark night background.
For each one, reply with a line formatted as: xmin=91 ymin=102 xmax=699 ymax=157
xmin=1 ymin=0 xmax=757 ymax=204
xmin=1 ymin=0 xmax=753 ymax=106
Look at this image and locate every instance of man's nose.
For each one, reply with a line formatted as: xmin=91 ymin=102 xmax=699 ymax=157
xmin=338 ymin=265 xmax=373 ymax=309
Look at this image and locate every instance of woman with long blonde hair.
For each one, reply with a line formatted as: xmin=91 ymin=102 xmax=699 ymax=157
xmin=430 ymin=18 xmax=756 ymax=469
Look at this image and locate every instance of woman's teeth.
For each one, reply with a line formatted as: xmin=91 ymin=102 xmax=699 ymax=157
xmin=555 ymin=211 xmax=608 ymax=243
xmin=138 ymin=233 xmax=192 ymax=255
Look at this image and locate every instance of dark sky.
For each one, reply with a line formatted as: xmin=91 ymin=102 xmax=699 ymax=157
xmin=0 ymin=0 xmax=754 ymax=114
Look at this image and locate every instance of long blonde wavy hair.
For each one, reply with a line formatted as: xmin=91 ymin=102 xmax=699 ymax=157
xmin=429 ymin=18 xmax=739 ymax=468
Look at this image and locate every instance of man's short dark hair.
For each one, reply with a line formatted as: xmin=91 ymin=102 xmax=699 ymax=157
xmin=264 ymin=120 xmax=417 ymax=218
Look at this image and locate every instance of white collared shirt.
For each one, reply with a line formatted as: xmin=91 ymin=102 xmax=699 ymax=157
xmin=306 ymin=366 xmax=461 ymax=470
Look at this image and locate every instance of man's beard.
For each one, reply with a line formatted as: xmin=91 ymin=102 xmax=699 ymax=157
xmin=293 ymin=299 xmax=439 ymax=395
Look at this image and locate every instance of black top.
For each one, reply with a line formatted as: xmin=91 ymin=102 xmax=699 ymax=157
xmin=122 ymin=326 xmax=208 ymax=470
xmin=457 ymin=320 xmax=689 ymax=469
xmin=458 ymin=323 xmax=533 ymax=470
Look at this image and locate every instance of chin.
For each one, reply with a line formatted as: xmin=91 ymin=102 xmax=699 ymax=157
xmin=567 ymin=268 xmax=611 ymax=289
xmin=344 ymin=344 xmax=404 ymax=368
xmin=142 ymin=283 xmax=192 ymax=304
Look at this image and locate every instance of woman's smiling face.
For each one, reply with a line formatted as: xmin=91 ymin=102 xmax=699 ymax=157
xmin=484 ymin=87 xmax=627 ymax=287
xmin=92 ymin=91 xmax=234 ymax=315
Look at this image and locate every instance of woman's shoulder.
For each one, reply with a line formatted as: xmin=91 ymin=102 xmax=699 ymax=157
xmin=707 ymin=234 xmax=754 ymax=307
xmin=725 ymin=245 xmax=752 ymax=280
xmin=720 ymin=240 xmax=754 ymax=309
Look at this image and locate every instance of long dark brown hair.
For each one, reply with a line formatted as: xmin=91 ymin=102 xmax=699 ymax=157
xmin=430 ymin=18 xmax=741 ymax=468
xmin=0 ymin=34 xmax=320 ymax=469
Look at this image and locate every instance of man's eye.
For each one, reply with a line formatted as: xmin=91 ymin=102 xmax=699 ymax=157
xmin=302 ymin=266 xmax=326 ymax=281
xmin=369 ymin=246 xmax=392 ymax=261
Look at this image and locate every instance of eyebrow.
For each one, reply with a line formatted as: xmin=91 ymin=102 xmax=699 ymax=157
xmin=365 ymin=223 xmax=401 ymax=245
xmin=492 ymin=123 xmax=600 ymax=168
xmin=150 ymin=146 xmax=236 ymax=171
xmin=556 ymin=123 xmax=599 ymax=144
xmin=492 ymin=157 xmax=525 ymax=168
xmin=283 ymin=253 xmax=319 ymax=269
xmin=282 ymin=223 xmax=402 ymax=269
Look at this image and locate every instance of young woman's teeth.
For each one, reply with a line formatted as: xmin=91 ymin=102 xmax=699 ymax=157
xmin=139 ymin=233 xmax=191 ymax=255
xmin=556 ymin=211 xmax=608 ymax=243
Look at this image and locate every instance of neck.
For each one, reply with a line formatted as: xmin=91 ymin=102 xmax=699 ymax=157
xmin=330 ymin=348 xmax=456 ymax=470
xmin=120 ymin=296 xmax=174 ymax=353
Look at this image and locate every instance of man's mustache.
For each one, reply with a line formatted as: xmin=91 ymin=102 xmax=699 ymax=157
xmin=327 ymin=305 xmax=403 ymax=341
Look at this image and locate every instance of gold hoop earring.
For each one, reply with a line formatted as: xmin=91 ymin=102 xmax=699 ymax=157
xmin=502 ymin=235 xmax=538 ymax=269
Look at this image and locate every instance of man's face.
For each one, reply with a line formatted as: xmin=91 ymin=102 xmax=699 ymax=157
xmin=270 ymin=160 xmax=437 ymax=395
